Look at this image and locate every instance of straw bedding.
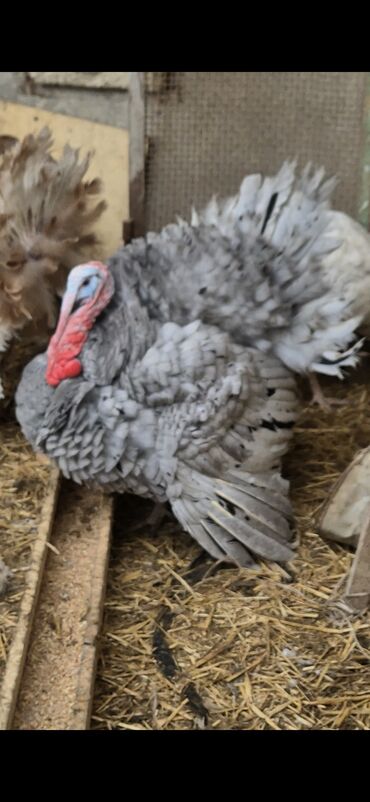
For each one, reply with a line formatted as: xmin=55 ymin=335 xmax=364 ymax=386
xmin=92 ymin=367 xmax=370 ymax=730
xmin=2 ymin=339 xmax=370 ymax=729
xmin=0 ymin=337 xmax=51 ymax=688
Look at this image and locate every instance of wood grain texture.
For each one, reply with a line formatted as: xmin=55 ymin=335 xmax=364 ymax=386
xmin=0 ymin=466 xmax=60 ymax=730
xmin=129 ymin=73 xmax=145 ymax=237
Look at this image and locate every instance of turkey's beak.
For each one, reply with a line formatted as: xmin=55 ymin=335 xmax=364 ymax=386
xmin=47 ymin=288 xmax=78 ymax=352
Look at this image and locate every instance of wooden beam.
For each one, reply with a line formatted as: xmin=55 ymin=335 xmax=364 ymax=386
xmin=122 ymin=218 xmax=135 ymax=245
xmin=128 ymin=72 xmax=146 ymax=237
xmin=344 ymin=510 xmax=370 ymax=612
xmin=318 ymin=447 xmax=370 ymax=548
xmin=0 ymin=467 xmax=61 ymax=730
xmin=317 ymin=445 xmax=370 ymax=613
xmin=28 ymin=72 xmax=129 ymax=90
xmin=69 ymin=494 xmax=113 ymax=730
xmin=358 ymin=74 xmax=370 ymax=228
xmin=10 ymin=484 xmax=113 ymax=730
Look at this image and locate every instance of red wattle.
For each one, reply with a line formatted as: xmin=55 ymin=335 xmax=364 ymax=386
xmin=46 ymin=329 xmax=86 ymax=385
xmin=45 ymin=274 xmax=114 ymax=387
xmin=45 ymin=357 xmax=82 ymax=386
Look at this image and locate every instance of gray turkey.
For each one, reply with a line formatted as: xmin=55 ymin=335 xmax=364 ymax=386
xmin=15 ymin=262 xmax=299 ymax=567
xmin=105 ymin=161 xmax=368 ymax=408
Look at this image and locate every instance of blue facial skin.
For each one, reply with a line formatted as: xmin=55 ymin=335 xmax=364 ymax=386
xmin=75 ymin=274 xmax=101 ymax=303
xmin=64 ymin=266 xmax=102 ymax=311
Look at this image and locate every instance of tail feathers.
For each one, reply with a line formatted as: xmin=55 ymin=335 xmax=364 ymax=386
xmin=172 ymin=468 xmax=295 ymax=566
xmin=223 ymin=469 xmax=293 ymax=519
xmin=0 ymin=126 xmax=106 ymax=261
xmin=266 ymin=172 xmax=337 ymax=263
xmin=259 ymin=165 xmax=339 ymax=289
xmin=298 ymin=162 xmax=338 ymax=201
xmin=177 ymin=510 xmax=256 ymax=567
xmin=192 ymin=160 xmax=337 ymax=258
xmin=200 ymin=519 xmax=258 ymax=567
xmin=312 ymin=336 xmax=365 ymax=377
xmin=192 ymin=160 xmax=298 ymax=237
xmin=0 ymin=126 xmax=106 ymax=332
xmin=274 ymin=313 xmax=364 ymax=377
xmin=191 ymin=161 xmax=342 ymax=317
xmin=238 ymin=160 xmax=297 ymax=231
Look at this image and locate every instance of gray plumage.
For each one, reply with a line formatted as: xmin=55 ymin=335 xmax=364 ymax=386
xmin=107 ymin=161 xmax=365 ymax=380
xmin=16 ymin=282 xmax=299 ymax=566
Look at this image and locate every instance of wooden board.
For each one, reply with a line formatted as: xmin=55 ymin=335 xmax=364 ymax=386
xmin=69 ymin=494 xmax=113 ymax=729
xmin=28 ymin=72 xmax=166 ymax=94
xmin=0 ymin=466 xmax=60 ymax=730
xmin=318 ymin=447 xmax=370 ymax=547
xmin=8 ymin=482 xmax=113 ymax=730
xmin=344 ymin=511 xmax=370 ymax=612
xmin=359 ymin=74 xmax=370 ymax=228
xmin=29 ymin=72 xmax=129 ymax=90
xmin=0 ymin=100 xmax=129 ymax=259
xmin=318 ymin=446 xmax=370 ymax=612
xmin=128 ymin=73 xmax=145 ymax=238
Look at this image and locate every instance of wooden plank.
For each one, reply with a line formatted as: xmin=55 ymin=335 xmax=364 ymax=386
xmin=128 ymin=73 xmax=146 ymax=237
xmin=29 ymin=72 xmax=129 ymax=90
xmin=318 ymin=447 xmax=370 ymax=547
xmin=359 ymin=74 xmax=370 ymax=228
xmin=28 ymin=73 xmax=166 ymax=93
xmin=344 ymin=510 xmax=370 ymax=612
xmin=317 ymin=445 xmax=370 ymax=612
xmin=69 ymin=495 xmax=113 ymax=730
xmin=0 ymin=466 xmax=61 ymax=730
xmin=0 ymin=100 xmax=129 ymax=258
xmin=12 ymin=483 xmax=113 ymax=730
xmin=145 ymin=73 xmax=171 ymax=94
xmin=122 ymin=219 xmax=135 ymax=244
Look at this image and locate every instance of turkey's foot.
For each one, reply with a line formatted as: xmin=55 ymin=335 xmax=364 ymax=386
xmin=127 ymin=502 xmax=179 ymax=537
xmin=308 ymin=373 xmax=347 ymax=412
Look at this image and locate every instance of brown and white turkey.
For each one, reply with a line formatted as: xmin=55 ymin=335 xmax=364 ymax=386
xmin=0 ymin=126 xmax=106 ymax=400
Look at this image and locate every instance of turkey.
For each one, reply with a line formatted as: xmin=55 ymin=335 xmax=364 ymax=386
xmin=103 ymin=161 xmax=367 ymax=409
xmin=15 ymin=262 xmax=299 ymax=567
xmin=0 ymin=126 xmax=106 ymax=400
xmin=191 ymin=163 xmax=370 ymax=403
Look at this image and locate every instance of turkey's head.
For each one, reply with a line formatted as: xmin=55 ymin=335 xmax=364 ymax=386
xmin=45 ymin=261 xmax=113 ymax=387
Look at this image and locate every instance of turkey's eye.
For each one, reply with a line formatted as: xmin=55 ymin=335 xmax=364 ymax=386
xmin=81 ymin=278 xmax=90 ymax=288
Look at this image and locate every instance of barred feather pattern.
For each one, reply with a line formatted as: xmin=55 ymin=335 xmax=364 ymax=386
xmin=108 ymin=161 xmax=366 ymax=379
xmin=16 ymin=308 xmax=299 ymax=567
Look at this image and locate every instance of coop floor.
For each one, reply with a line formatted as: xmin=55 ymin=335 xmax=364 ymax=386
xmin=2 ymin=342 xmax=370 ymax=729
xmin=92 ymin=364 xmax=370 ymax=731
xmin=0 ymin=337 xmax=52 ymax=688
